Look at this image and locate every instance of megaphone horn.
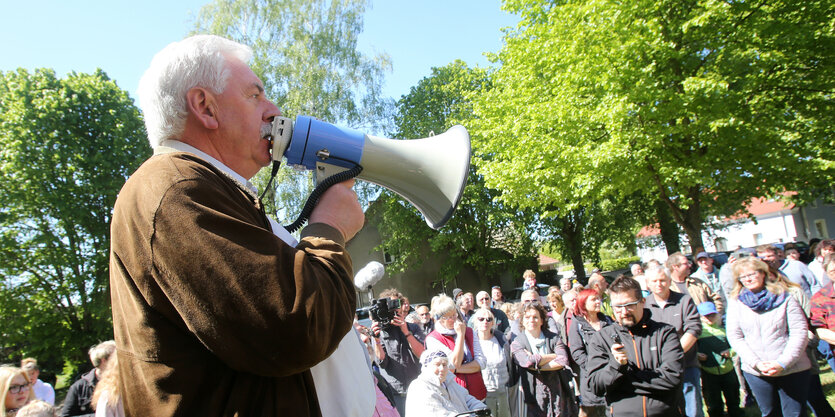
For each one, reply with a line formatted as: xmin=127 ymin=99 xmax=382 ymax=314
xmin=270 ymin=116 xmax=471 ymax=230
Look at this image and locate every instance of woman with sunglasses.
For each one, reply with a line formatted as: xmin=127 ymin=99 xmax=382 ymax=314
xmin=473 ymin=308 xmax=512 ymax=417
xmin=727 ymin=257 xmax=811 ymax=416
xmin=1 ymin=366 xmax=34 ymax=416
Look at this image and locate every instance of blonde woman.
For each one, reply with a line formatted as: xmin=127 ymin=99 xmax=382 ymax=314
xmin=1 ymin=366 xmax=34 ymax=416
xmin=92 ymin=354 xmax=124 ymax=417
xmin=726 ymin=257 xmax=810 ymax=416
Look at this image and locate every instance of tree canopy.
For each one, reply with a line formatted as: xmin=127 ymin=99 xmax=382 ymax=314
xmin=0 ymin=69 xmax=150 ymax=370
xmin=375 ymin=60 xmax=537 ymax=283
xmin=473 ymin=0 xmax=835 ymax=251
xmin=193 ymin=0 xmax=395 ymax=224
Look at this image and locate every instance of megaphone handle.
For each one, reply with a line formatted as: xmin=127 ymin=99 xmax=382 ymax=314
xmin=283 ymin=164 xmax=364 ymax=234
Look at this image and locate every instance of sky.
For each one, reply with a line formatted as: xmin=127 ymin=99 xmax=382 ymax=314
xmin=0 ymin=0 xmax=518 ymax=102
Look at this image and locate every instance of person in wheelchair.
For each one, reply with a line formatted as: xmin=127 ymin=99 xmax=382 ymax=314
xmin=404 ymin=350 xmax=490 ymax=417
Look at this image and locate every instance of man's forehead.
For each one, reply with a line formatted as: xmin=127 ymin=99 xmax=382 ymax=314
xmin=611 ymin=291 xmax=640 ymax=304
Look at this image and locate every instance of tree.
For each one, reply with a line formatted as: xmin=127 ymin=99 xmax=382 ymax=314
xmin=0 ymin=69 xmax=150 ymax=371
xmin=473 ymin=0 xmax=834 ymax=251
xmin=376 ymin=61 xmax=537 ymax=284
xmin=193 ymin=0 xmax=395 ymax=225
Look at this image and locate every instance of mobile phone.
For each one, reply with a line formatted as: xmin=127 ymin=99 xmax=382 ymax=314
xmin=611 ymin=332 xmax=623 ymax=349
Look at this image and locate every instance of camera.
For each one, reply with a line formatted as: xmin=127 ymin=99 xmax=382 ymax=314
xmin=369 ymin=297 xmax=401 ymax=326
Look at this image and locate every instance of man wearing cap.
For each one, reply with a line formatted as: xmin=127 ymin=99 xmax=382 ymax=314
xmin=666 ymin=252 xmax=724 ymax=315
xmin=691 ymin=253 xmax=721 ymax=295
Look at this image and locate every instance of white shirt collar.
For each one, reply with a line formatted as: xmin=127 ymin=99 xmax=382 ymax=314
xmin=157 ymin=140 xmax=258 ymax=195
xmin=155 ymin=140 xmax=298 ymax=247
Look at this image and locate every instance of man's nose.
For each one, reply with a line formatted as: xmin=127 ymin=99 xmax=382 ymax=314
xmin=264 ymin=100 xmax=281 ymax=120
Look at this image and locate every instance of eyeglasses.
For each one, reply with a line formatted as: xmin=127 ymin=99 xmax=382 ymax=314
xmin=478 ymin=297 xmax=490 ymax=301
xmin=418 ymin=312 xmax=431 ymax=317
xmin=8 ymin=383 xmax=30 ymax=394
xmin=738 ymin=272 xmax=760 ymax=281
xmin=611 ymin=300 xmax=640 ymax=311
xmin=439 ymin=314 xmax=457 ymax=321
xmin=476 ymin=317 xmax=493 ymax=322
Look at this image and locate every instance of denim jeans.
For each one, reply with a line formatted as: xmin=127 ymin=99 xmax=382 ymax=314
xmin=683 ymin=366 xmax=705 ymax=417
xmin=743 ymin=370 xmax=810 ymax=417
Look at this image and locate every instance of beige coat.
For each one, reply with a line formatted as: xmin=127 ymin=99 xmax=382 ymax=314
xmin=109 ymin=153 xmax=356 ymax=416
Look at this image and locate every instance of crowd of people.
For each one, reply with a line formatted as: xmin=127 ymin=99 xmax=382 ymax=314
xmin=1 ymin=341 xmax=122 ymax=417
xmin=3 ymin=31 xmax=834 ymax=417
xmin=350 ymin=240 xmax=835 ymax=417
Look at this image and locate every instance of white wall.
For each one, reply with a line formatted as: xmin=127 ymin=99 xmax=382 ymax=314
xmin=636 ymin=210 xmax=798 ymax=261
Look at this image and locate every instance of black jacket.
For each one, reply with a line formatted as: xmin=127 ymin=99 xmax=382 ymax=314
xmin=585 ymin=309 xmax=684 ymax=417
xmin=568 ymin=313 xmax=614 ymax=407
xmin=61 ymin=369 xmax=97 ymax=417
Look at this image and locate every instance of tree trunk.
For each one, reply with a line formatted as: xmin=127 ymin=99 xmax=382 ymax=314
xmin=655 ymin=199 xmax=681 ymax=254
xmin=560 ymin=213 xmax=587 ymax=284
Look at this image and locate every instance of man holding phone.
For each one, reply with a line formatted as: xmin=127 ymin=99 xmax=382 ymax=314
xmin=585 ymin=276 xmax=685 ymax=416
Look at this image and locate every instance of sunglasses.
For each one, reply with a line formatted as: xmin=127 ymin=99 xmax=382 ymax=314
xmin=476 ymin=317 xmax=493 ymax=322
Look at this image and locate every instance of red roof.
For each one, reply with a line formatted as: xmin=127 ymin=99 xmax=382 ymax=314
xmin=539 ymin=254 xmax=559 ymax=266
xmin=636 ymin=193 xmax=795 ymax=238
xmin=747 ymin=196 xmax=794 ymax=216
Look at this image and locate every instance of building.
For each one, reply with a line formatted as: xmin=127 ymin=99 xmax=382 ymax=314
xmin=637 ymin=196 xmax=835 ymax=261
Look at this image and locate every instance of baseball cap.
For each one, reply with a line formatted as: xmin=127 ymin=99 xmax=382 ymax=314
xmin=695 ymin=252 xmax=710 ymax=260
xmin=697 ymin=301 xmax=719 ymax=316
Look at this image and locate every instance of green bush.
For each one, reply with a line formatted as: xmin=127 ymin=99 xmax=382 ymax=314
xmin=599 ymin=256 xmax=641 ymax=272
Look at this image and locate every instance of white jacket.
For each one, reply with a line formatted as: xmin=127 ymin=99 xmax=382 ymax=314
xmin=405 ymin=372 xmax=486 ymax=417
xmin=726 ymin=294 xmax=811 ymax=377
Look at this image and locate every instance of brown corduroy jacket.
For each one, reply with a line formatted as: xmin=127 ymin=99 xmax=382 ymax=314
xmin=109 ymin=153 xmax=356 ymax=416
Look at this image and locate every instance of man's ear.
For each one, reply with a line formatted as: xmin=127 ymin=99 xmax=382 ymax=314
xmin=186 ymin=87 xmax=219 ymax=130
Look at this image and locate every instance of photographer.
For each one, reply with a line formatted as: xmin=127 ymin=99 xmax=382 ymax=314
xmin=371 ymin=289 xmax=426 ymax=415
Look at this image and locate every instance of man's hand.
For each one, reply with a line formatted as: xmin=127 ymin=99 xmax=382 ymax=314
xmin=697 ymin=353 xmax=708 ymax=362
xmin=309 ymin=179 xmax=364 ymax=241
xmin=370 ymin=322 xmax=382 ymax=338
xmin=611 ymin=344 xmax=628 ymax=365
xmin=392 ymin=312 xmax=410 ymax=334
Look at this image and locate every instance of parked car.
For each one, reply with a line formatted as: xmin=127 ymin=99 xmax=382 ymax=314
xmin=686 ymin=251 xmax=730 ymax=274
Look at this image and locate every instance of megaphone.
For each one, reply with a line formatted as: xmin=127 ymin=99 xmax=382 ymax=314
xmin=270 ymin=116 xmax=470 ymax=230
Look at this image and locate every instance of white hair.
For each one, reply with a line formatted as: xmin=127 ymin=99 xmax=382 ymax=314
xmin=644 ymin=266 xmax=670 ymax=282
xmin=137 ymin=35 xmax=253 ymax=148
xmin=430 ymin=294 xmax=457 ymax=320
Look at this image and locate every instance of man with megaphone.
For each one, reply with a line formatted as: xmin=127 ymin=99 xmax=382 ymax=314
xmin=109 ymin=35 xmax=374 ymax=417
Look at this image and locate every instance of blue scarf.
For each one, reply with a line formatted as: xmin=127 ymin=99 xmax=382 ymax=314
xmin=738 ymin=288 xmax=786 ymax=312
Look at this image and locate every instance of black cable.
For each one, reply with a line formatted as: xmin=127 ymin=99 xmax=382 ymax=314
xmin=283 ymin=164 xmax=364 ymax=233
xmin=259 ymin=160 xmax=282 ymax=201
